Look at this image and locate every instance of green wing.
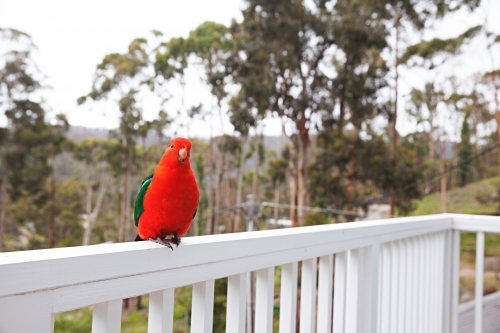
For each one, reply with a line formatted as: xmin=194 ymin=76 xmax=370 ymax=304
xmin=134 ymin=174 xmax=153 ymax=227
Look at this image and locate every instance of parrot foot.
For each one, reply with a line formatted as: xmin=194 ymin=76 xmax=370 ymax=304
xmin=171 ymin=235 xmax=181 ymax=247
xmin=148 ymin=238 xmax=174 ymax=251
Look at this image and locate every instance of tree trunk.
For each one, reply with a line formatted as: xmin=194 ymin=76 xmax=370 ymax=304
xmin=273 ymin=181 xmax=280 ymax=227
xmin=389 ymin=16 xmax=400 ymax=217
xmin=496 ymin=108 xmax=500 ymax=180
xmin=440 ymin=141 xmax=447 ymax=213
xmin=234 ymin=136 xmax=247 ymax=233
xmin=48 ymin=143 xmax=56 ymax=248
xmin=0 ymin=159 xmax=7 ymax=252
xmin=347 ymin=127 xmax=359 ymax=200
xmin=82 ymin=174 xmax=109 ymax=246
xmin=124 ymin=145 xmax=134 ymax=241
xmin=118 ymin=146 xmax=129 ymax=243
xmin=296 ymin=114 xmax=310 ymax=227
xmin=225 ymin=154 xmax=233 ymax=233
xmin=252 ymin=136 xmax=260 ymax=204
xmin=282 ymin=121 xmax=298 ymax=226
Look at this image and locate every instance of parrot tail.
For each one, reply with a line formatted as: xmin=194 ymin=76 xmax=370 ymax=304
xmin=135 ymin=234 xmax=144 ymax=241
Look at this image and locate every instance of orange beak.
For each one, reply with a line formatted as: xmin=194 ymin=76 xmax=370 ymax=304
xmin=178 ymin=147 xmax=188 ymax=163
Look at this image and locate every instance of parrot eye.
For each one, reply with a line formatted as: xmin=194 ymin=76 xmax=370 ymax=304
xmin=170 ymin=145 xmax=174 ymax=149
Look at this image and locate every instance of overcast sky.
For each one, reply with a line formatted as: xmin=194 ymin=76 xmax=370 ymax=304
xmin=0 ymin=0 xmax=499 ymax=139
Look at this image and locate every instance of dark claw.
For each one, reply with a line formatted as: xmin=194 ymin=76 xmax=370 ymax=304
xmin=172 ymin=235 xmax=181 ymax=247
xmin=148 ymin=237 xmax=174 ymax=251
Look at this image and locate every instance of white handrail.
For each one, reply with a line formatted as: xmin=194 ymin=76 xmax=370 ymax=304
xmin=0 ymin=213 xmax=498 ymax=333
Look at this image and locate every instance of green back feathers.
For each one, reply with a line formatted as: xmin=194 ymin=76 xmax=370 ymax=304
xmin=134 ymin=174 xmax=153 ymax=226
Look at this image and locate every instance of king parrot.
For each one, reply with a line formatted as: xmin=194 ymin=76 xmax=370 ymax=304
xmin=134 ymin=137 xmax=199 ymax=250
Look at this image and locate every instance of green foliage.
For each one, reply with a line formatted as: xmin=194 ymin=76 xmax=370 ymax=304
xmin=401 ymin=25 xmax=482 ymax=67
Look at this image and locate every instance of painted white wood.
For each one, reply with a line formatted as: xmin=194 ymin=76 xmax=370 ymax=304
xmin=345 ymin=249 xmax=359 ymax=333
xmin=333 ymin=251 xmax=347 ymax=333
xmin=416 ymin=236 xmax=424 ymax=333
xmin=423 ymin=235 xmax=431 ymax=333
xmin=317 ymin=254 xmax=333 ymax=333
xmin=442 ymin=231 xmax=452 ymax=333
xmin=226 ymin=273 xmax=247 ymax=333
xmin=0 ymin=290 xmax=54 ymax=333
xmin=389 ymin=242 xmax=398 ymax=333
xmin=406 ymin=237 xmax=414 ymax=333
xmin=379 ymin=243 xmax=391 ymax=333
xmin=356 ymin=245 xmax=379 ymax=333
xmin=299 ymin=258 xmax=317 ymax=333
xmin=437 ymin=232 xmax=446 ymax=331
xmin=191 ymin=279 xmax=215 ymax=333
xmin=397 ymin=240 xmax=407 ymax=333
xmin=4 ymin=213 xmax=500 ymax=333
xmin=452 ymin=214 xmax=500 ymax=233
xmin=475 ymin=232 xmax=485 ymax=333
xmin=451 ymin=230 xmax=461 ymax=333
xmin=148 ymin=288 xmax=174 ymax=333
xmin=0 ymin=214 xmax=452 ymax=298
xmin=367 ymin=244 xmax=380 ymax=333
xmin=255 ymin=267 xmax=274 ymax=333
xmin=92 ymin=299 xmax=122 ymax=333
xmin=279 ymin=262 xmax=298 ymax=333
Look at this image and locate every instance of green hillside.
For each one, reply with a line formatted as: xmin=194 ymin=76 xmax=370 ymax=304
xmin=410 ymin=177 xmax=500 ymax=216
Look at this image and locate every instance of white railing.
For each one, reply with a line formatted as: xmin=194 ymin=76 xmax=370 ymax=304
xmin=0 ymin=213 xmax=497 ymax=333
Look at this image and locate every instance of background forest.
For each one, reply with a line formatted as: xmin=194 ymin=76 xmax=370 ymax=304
xmin=1 ymin=0 xmax=500 ymax=252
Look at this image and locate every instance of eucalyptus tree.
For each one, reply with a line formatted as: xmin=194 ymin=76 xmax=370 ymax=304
xmin=234 ymin=0 xmax=336 ymax=226
xmin=0 ymin=28 xmax=53 ymax=250
xmin=78 ymin=38 xmax=150 ymax=242
xmin=401 ymin=25 xmax=482 ymax=211
xmin=72 ymin=139 xmax=115 ymax=246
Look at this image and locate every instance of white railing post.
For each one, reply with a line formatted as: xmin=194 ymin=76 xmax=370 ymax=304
xmin=255 ymin=267 xmax=274 ymax=333
xmin=92 ymin=299 xmax=122 ymax=333
xmin=358 ymin=244 xmax=380 ymax=333
xmin=345 ymin=249 xmax=359 ymax=333
xmin=317 ymin=254 xmax=333 ymax=333
xmin=279 ymin=262 xmax=298 ymax=333
xmin=442 ymin=230 xmax=452 ymax=333
xmin=191 ymin=280 xmax=215 ymax=333
xmin=333 ymin=251 xmax=348 ymax=333
xmin=226 ymin=273 xmax=247 ymax=333
xmin=300 ymin=258 xmax=318 ymax=333
xmin=379 ymin=243 xmax=391 ymax=333
xmin=148 ymin=288 xmax=175 ymax=333
xmin=0 ymin=291 xmax=54 ymax=333
xmin=451 ymin=230 xmax=461 ymax=333
xmin=475 ymin=232 xmax=485 ymax=333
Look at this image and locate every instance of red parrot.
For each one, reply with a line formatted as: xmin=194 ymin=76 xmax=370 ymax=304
xmin=134 ymin=137 xmax=198 ymax=250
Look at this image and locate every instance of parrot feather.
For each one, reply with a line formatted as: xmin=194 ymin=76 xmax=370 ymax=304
xmin=134 ymin=174 xmax=152 ymax=227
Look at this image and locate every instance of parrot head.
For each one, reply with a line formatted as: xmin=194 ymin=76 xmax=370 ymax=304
xmin=165 ymin=137 xmax=192 ymax=164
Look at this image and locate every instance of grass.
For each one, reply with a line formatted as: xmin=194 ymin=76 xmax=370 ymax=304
xmin=410 ymin=177 xmax=500 ymax=216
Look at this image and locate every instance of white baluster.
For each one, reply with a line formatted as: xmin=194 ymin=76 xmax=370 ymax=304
xmin=379 ymin=243 xmax=391 ymax=333
xmin=397 ymin=240 xmax=407 ymax=333
xmin=92 ymin=299 xmax=122 ymax=333
xmin=300 ymin=258 xmax=317 ymax=333
xmin=191 ymin=280 xmax=215 ymax=333
xmin=279 ymin=262 xmax=298 ymax=333
xmin=255 ymin=267 xmax=274 ymax=333
xmin=358 ymin=244 xmax=380 ymax=333
xmin=345 ymin=249 xmax=359 ymax=333
xmin=226 ymin=273 xmax=247 ymax=333
xmin=148 ymin=289 xmax=174 ymax=333
xmin=475 ymin=232 xmax=485 ymax=333
xmin=317 ymin=254 xmax=333 ymax=333
xmin=333 ymin=251 xmax=347 ymax=333
xmin=451 ymin=230 xmax=461 ymax=333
